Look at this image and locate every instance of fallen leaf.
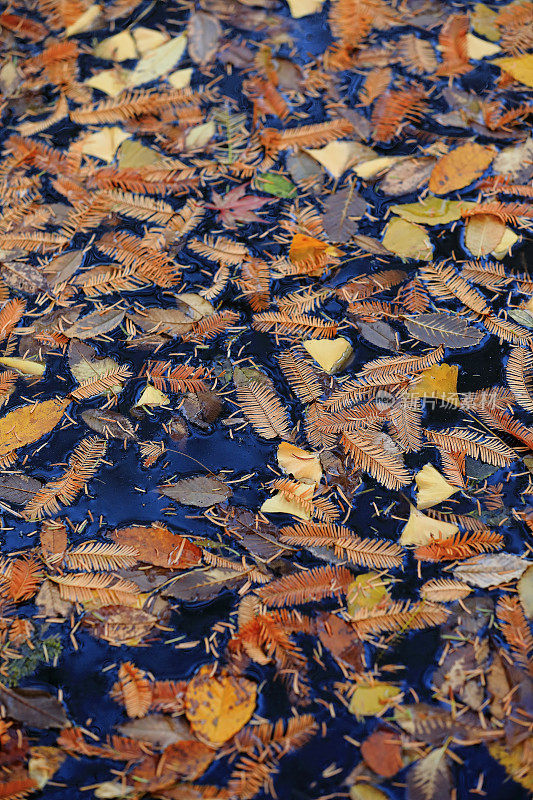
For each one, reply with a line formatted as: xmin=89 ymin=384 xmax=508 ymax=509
xmin=135 ymin=383 xmax=170 ymax=408
xmin=0 ymin=397 xmax=69 ymax=463
xmin=0 ymin=473 xmax=42 ymax=505
xmin=0 ymin=357 xmax=45 ymax=377
xmin=400 ymin=505 xmax=459 ymax=546
xmin=415 ymin=464 xmax=459 ymax=509
xmin=347 ymin=573 xmax=391 ymax=613
xmin=111 ymin=523 xmax=202 ymax=569
xmin=160 ymin=476 xmax=232 ymax=508
xmin=79 ymin=127 xmax=131 ymax=163
xmin=322 ymin=186 xmax=366 ymax=241
xmin=349 ymin=681 xmax=400 ymax=718
xmin=454 ymin=553 xmax=530 ymax=587
xmin=304 ymin=142 xmax=376 ymax=180
xmin=118 ymin=715 xmax=190 ymax=748
xmin=187 ymin=12 xmax=221 ymax=65
xmin=429 ymin=143 xmax=495 ymax=194
xmin=518 ymin=565 xmax=533 ymax=618
xmin=287 ymin=0 xmax=325 ymax=17
xmin=316 ymin=612 xmax=363 ymax=671
xmin=261 ymin=481 xmax=313 ymax=521
xmin=408 ymin=363 xmax=460 ymax=405
xmin=464 ymin=214 xmax=506 ymax=256
xmin=277 ymin=441 xmax=322 ymax=484
xmin=467 ymin=32 xmax=501 ymax=59
xmin=492 ymin=54 xmax=533 ymax=88
xmin=302 ymin=337 xmax=353 ymax=374
xmin=185 ymin=120 xmax=216 ymax=151
xmin=81 ymin=409 xmax=137 ymax=441
xmin=382 ymin=218 xmax=433 ymax=261
xmin=185 ymin=666 xmax=256 ymax=745
xmin=390 ymin=196 xmax=470 ymax=225
xmin=64 ymin=308 xmax=125 ymax=340
xmin=404 ymin=313 xmax=484 ymax=348
xmin=0 ymin=686 xmax=68 ymax=729
xmin=361 ymin=729 xmax=403 ymax=777
xmin=93 ymin=30 xmax=137 ymax=61
xmin=127 ymin=34 xmax=188 ymax=87
xmin=378 ymin=157 xmax=435 ymax=196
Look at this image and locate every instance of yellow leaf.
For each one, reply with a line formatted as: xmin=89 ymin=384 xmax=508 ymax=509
xmin=349 ymin=681 xmax=400 ymax=718
xmin=347 ymin=573 xmax=391 ymax=614
xmin=79 ymin=127 xmax=131 ymax=163
xmin=350 ymin=785 xmax=390 ymax=800
xmin=127 ymin=34 xmax=187 ymax=88
xmin=168 ymin=67 xmax=193 ymax=89
xmin=489 ymin=741 xmax=533 ymax=792
xmin=491 ymin=226 xmax=519 ymax=259
xmin=400 ymin=504 xmax=459 ymax=546
xmin=464 ymin=214 xmax=506 ymax=257
xmin=415 ymin=464 xmax=459 ymax=510
xmin=492 ymin=54 xmax=533 ymax=88
xmin=303 ymin=142 xmax=376 ymax=180
xmin=471 ymin=3 xmax=500 ymax=41
xmin=0 ymin=397 xmax=69 ymax=461
xmin=277 ymin=442 xmax=322 ymax=484
xmin=135 ymin=384 xmax=170 ymax=408
xmin=353 ymin=156 xmax=402 ymax=179
xmin=408 ymin=363 xmax=460 ymax=405
xmin=0 ymin=357 xmax=45 ymax=377
xmin=381 ymin=218 xmax=433 ymax=261
xmin=28 ymin=747 xmax=66 ymax=790
xmin=261 ymin=482 xmax=314 ymax=521
xmin=93 ymin=31 xmax=137 ymax=61
xmin=85 ymin=68 xmax=130 ymax=97
xmin=390 ymin=196 xmax=473 ymax=226
xmin=429 ymin=143 xmax=495 ymax=195
xmin=185 ymin=665 xmax=256 ymax=746
xmin=466 ymin=32 xmax=501 ymax=59
xmin=302 ymin=337 xmax=353 ymax=374
xmin=117 ymin=139 xmax=162 ymax=168
xmin=66 ymin=4 xmax=101 ymax=36
xmin=518 ymin=565 xmax=533 ymax=618
xmin=131 ymin=27 xmax=170 ymax=55
xmin=286 ymin=0 xmax=325 ymax=17
xmin=185 ymin=119 xmax=216 ymax=150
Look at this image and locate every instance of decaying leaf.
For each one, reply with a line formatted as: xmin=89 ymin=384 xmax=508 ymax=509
xmin=159 ymin=476 xmax=232 ymax=508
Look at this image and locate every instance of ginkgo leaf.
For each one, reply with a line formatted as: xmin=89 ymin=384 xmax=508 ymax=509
xmin=349 ymin=681 xmax=401 ymax=719
xmin=287 ymin=0 xmax=325 ymax=17
xmin=400 ymin=505 xmax=459 ymax=546
xmin=304 ymin=141 xmax=375 ymax=180
xmin=302 ymin=337 xmax=353 ymax=374
xmin=464 ymin=214 xmax=506 ymax=257
xmin=127 ymin=34 xmax=187 ymax=87
xmin=277 ymin=442 xmax=322 ymax=484
xmin=415 ymin=464 xmax=459 ymax=509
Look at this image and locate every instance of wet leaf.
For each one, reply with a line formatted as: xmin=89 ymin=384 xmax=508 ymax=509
xmin=185 ymin=666 xmax=256 ymax=745
xmin=0 ymin=473 xmax=42 ymax=505
xmin=0 ymin=686 xmax=68 ymax=730
xmin=187 ymin=13 xmax=221 ymax=65
xmin=159 ymin=476 xmax=232 ymax=508
xmin=118 ymin=715 xmax=190 ymax=748
xmin=454 ymin=553 xmax=530 ymax=587
xmin=81 ymin=409 xmax=137 ymax=441
xmin=404 ymin=313 xmax=484 ymax=348
xmin=254 ymin=172 xmax=297 ymax=198
xmin=464 ymin=214 xmax=506 ymax=256
xmin=492 ymin=54 xmax=533 ymax=88
xmin=415 ymin=464 xmax=459 ymax=509
xmin=111 ymin=523 xmax=202 ymax=569
xmin=322 ymin=186 xmax=366 ymax=241
xmin=349 ymin=681 xmax=400 ymax=719
xmin=64 ymin=308 xmax=125 ymax=340
xmin=361 ymin=729 xmax=403 ymax=778
xmin=382 ymin=218 xmax=433 ymax=261
xmin=429 ymin=143 xmax=495 ymax=194
xmin=0 ymin=397 xmax=69 ymax=462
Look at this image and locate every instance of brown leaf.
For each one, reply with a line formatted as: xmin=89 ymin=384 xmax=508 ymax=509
xmin=111 ymin=523 xmax=202 ymax=569
xmin=64 ymin=308 xmax=125 ymax=339
xmin=429 ymin=143 xmax=495 ymax=195
xmin=0 ymin=686 xmax=68 ymax=730
xmin=159 ymin=476 xmax=232 ymax=508
xmin=361 ymin=729 xmax=403 ymax=778
xmin=187 ymin=12 xmax=222 ymax=65
xmin=316 ymin=612 xmax=363 ymax=671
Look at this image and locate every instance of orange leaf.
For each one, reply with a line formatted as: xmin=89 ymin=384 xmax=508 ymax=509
xmin=111 ymin=523 xmax=202 ymax=569
xmin=185 ymin=666 xmax=256 ymax=746
xmin=429 ymin=143 xmax=495 ymax=195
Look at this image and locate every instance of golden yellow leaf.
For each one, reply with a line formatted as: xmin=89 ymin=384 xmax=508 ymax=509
xmin=277 ymin=441 xmax=322 ymax=484
xmin=349 ymin=681 xmax=400 ymax=718
xmin=127 ymin=34 xmax=187 ymax=87
xmin=304 ymin=142 xmax=376 ymax=180
xmin=429 ymin=143 xmax=495 ymax=195
xmin=466 ymin=33 xmax=501 ymax=59
xmin=0 ymin=397 xmax=69 ymax=461
xmin=464 ymin=214 xmax=506 ymax=257
xmin=168 ymin=67 xmax=193 ymax=89
xmin=492 ymin=54 xmax=533 ymax=88
xmin=0 ymin=357 xmax=45 ymax=376
xmin=390 ymin=196 xmax=473 ymax=225
xmin=347 ymin=573 xmax=391 ymax=614
xmin=261 ymin=481 xmax=314 ymax=520
xmin=353 ymin=156 xmax=402 ymax=179
xmin=400 ymin=504 xmax=459 ymax=546
xmin=85 ymin=68 xmax=130 ymax=97
xmin=134 ymin=383 xmax=170 ymax=408
xmin=66 ymin=4 xmax=101 ymax=36
xmin=489 ymin=741 xmax=533 ymax=792
xmin=185 ymin=666 xmax=256 ymax=746
xmin=132 ymin=27 xmax=169 ymax=55
xmin=491 ymin=226 xmax=519 ymax=259
xmin=382 ymin=218 xmax=433 ymax=261
xmin=79 ymin=127 xmax=131 ymax=163
xmin=302 ymin=337 xmax=353 ymax=374
xmin=415 ymin=464 xmax=459 ymax=510
xmin=185 ymin=120 xmax=216 ymax=150
xmin=350 ymin=785 xmax=390 ymax=800
xmin=471 ymin=3 xmax=500 ymax=41
xmin=287 ymin=0 xmax=325 ymax=17
xmin=93 ymin=30 xmax=137 ymax=61
xmin=408 ymin=363 xmax=460 ymax=405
